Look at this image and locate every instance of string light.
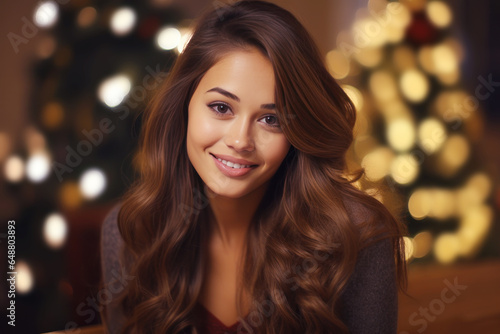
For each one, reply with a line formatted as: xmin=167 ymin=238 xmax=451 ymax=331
xmin=97 ymin=74 xmax=131 ymax=108
xmin=390 ymin=154 xmax=419 ymax=185
xmin=156 ymin=26 xmax=181 ymax=50
xmin=43 ymin=213 xmax=68 ymax=249
xmin=110 ymin=7 xmax=137 ymax=36
xmin=386 ymin=117 xmax=416 ymax=152
xmin=326 ymin=49 xmax=350 ymax=79
xmin=417 ymin=118 xmax=447 ymax=154
xmin=16 ymin=261 xmax=34 ymax=294
xmin=26 ymin=152 xmax=51 ymax=183
xmin=426 ymin=1 xmax=452 ymax=28
xmin=361 ymin=147 xmax=394 ymax=182
xmin=33 ymin=1 xmax=59 ymax=28
xmin=4 ymin=155 xmax=24 ymax=182
xmin=79 ymin=168 xmax=107 ymax=200
xmin=412 ymin=231 xmax=433 ymax=258
xmin=400 ymin=69 xmax=429 ymax=103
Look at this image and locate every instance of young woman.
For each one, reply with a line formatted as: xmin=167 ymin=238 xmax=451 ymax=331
xmin=100 ymin=1 xmax=407 ymax=333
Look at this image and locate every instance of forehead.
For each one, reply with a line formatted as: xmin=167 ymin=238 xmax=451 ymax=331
xmin=197 ymin=48 xmax=276 ymax=100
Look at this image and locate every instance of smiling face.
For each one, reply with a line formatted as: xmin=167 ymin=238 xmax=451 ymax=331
xmin=186 ymin=47 xmax=291 ymax=199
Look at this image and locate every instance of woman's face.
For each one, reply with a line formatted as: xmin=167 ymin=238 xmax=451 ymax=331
xmin=186 ymin=47 xmax=291 ymax=199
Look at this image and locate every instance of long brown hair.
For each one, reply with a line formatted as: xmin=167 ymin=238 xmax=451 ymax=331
xmin=103 ymin=1 xmax=407 ymax=332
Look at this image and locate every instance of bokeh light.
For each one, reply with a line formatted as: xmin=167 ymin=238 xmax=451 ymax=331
xmin=326 ymin=49 xmax=350 ymax=79
xmin=412 ymin=231 xmax=433 ymax=258
xmin=390 ymin=154 xmax=419 ymax=185
xmin=387 ymin=2 xmax=412 ymax=27
xmin=418 ymin=46 xmax=435 ymax=74
xmin=34 ymin=1 xmax=59 ymax=28
xmin=354 ymin=47 xmax=383 ymax=68
xmin=380 ymin=100 xmax=412 ymax=119
xmin=110 ymin=7 xmax=137 ymax=36
xmin=435 ymin=134 xmax=470 ymax=176
xmin=26 ymin=152 xmax=51 ymax=183
xmin=77 ymin=7 xmax=97 ymax=28
xmin=43 ymin=213 xmax=68 ymax=249
xmin=36 ymin=36 xmax=57 ymax=59
xmin=432 ymin=44 xmax=458 ymax=75
xmin=16 ymin=261 xmax=34 ymax=294
xmin=79 ymin=168 xmax=107 ymax=200
xmin=428 ymin=189 xmax=456 ymax=219
xmin=24 ymin=127 xmax=47 ymax=153
xmin=370 ymin=70 xmax=398 ymax=102
xmin=465 ymin=172 xmax=492 ymax=203
xmin=458 ymin=205 xmax=493 ymax=257
xmin=4 ymin=155 xmax=24 ymax=182
xmin=387 ymin=117 xmax=416 ymax=151
xmin=392 ymin=45 xmax=417 ymax=72
xmin=156 ymin=26 xmax=181 ymax=50
xmin=59 ymin=181 xmax=83 ymax=209
xmin=418 ymin=117 xmax=447 ymax=154
xmin=97 ymin=74 xmax=132 ymax=108
xmin=361 ymin=146 xmax=395 ymax=181
xmin=434 ymin=233 xmax=460 ymax=264
xmin=41 ymin=101 xmax=64 ymax=129
xmin=400 ymin=69 xmax=429 ymax=103
xmin=426 ymin=1 xmax=452 ymax=28
xmin=408 ymin=188 xmax=431 ymax=220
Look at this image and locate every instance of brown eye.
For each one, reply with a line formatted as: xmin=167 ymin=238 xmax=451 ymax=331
xmin=263 ymin=115 xmax=280 ymax=128
xmin=216 ymin=104 xmax=229 ymax=113
xmin=208 ymin=102 xmax=232 ymax=116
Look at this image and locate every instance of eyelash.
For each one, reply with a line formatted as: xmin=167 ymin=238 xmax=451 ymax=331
xmin=207 ymin=102 xmax=281 ymax=128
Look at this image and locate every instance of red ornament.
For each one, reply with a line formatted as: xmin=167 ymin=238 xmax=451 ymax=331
xmin=406 ymin=12 xmax=439 ymax=45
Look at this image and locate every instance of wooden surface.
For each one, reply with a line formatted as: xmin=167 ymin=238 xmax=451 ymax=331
xmin=398 ymin=259 xmax=500 ymax=333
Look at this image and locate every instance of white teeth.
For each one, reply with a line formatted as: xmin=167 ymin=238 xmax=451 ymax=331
xmin=217 ymin=157 xmax=251 ymax=169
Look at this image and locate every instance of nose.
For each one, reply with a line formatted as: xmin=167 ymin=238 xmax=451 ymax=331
xmin=224 ymin=115 xmax=255 ymax=152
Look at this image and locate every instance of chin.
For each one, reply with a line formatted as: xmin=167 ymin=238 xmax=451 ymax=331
xmin=208 ymin=187 xmax=252 ymax=199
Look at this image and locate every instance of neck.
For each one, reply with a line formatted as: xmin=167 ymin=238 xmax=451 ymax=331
xmin=207 ymin=181 xmax=269 ymax=252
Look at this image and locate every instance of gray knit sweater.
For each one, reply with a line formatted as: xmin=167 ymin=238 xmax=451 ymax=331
xmin=100 ymin=203 xmax=398 ymax=333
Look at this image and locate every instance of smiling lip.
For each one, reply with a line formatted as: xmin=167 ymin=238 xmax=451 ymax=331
xmin=210 ymin=153 xmax=258 ymax=166
xmin=210 ymin=154 xmax=258 ymax=177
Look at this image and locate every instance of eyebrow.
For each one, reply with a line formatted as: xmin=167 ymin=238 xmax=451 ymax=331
xmin=206 ymin=87 xmax=276 ymax=110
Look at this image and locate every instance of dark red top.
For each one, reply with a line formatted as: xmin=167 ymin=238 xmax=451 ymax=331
xmin=195 ymin=301 xmax=248 ymax=334
xmin=101 ymin=204 xmax=399 ymax=333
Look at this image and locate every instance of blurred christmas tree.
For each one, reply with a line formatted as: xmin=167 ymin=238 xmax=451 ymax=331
xmin=327 ymin=0 xmax=497 ymax=265
xmin=3 ymin=0 xmax=193 ymax=332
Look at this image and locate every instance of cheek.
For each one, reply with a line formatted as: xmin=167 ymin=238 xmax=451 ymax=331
xmin=187 ymin=110 xmax=221 ymax=152
xmin=264 ymin=136 xmax=291 ymax=166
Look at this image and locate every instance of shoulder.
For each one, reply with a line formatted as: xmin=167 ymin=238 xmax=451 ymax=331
xmin=100 ymin=203 xmax=129 ymax=333
xmin=101 ymin=203 xmax=124 ymax=258
xmin=342 ymin=196 xmax=379 ymax=226
xmin=339 ymin=198 xmax=398 ymax=333
xmin=343 ymin=195 xmax=396 ymax=246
